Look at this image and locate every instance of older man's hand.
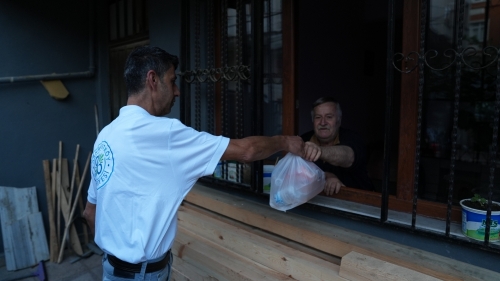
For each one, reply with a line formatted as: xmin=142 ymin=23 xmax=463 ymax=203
xmin=303 ymin=141 xmax=322 ymax=162
xmin=324 ymin=172 xmax=344 ymax=195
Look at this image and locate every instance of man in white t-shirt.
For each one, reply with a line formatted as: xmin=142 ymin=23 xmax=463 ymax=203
xmin=83 ymin=46 xmax=321 ymax=281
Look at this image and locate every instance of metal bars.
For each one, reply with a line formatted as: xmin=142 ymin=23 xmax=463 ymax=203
xmin=381 ymin=0 xmax=396 ymax=222
xmin=393 ymin=0 xmax=500 ymax=248
xmin=411 ymin=0 xmax=427 ymax=230
xmin=445 ymin=0 xmax=465 ymax=237
xmin=180 ymin=0 xmax=259 ymax=189
xmin=484 ymin=44 xmax=500 ymax=245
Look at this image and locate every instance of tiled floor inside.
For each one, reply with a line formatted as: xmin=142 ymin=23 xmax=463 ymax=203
xmin=0 ymin=251 xmax=103 ymax=281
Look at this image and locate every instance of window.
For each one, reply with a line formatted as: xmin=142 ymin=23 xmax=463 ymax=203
xmin=181 ymin=0 xmax=500 ymax=250
xmin=180 ymin=0 xmax=291 ymax=191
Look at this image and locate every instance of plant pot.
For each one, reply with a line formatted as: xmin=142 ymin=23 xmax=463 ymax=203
xmin=460 ymin=199 xmax=500 ymax=242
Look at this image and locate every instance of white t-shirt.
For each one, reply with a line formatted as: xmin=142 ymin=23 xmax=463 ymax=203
xmin=87 ymin=105 xmax=229 ymax=263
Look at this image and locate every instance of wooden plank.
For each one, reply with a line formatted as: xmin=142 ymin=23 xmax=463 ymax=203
xmin=0 ymin=186 xmax=39 ymax=218
xmin=68 ymin=145 xmax=80 ymax=212
xmin=282 ymin=0 xmax=297 ymax=136
xmin=61 ymin=158 xmax=70 ymax=195
xmin=57 ymin=141 xmax=62 ymax=243
xmin=27 ymin=212 xmax=50 ymax=262
xmin=57 ymin=152 xmax=91 ymax=263
xmin=396 ymin=0 xmax=421 ymax=201
xmin=0 ymin=187 xmax=28 ymax=270
xmin=339 ymin=251 xmax=441 ymax=281
xmin=57 ymin=171 xmax=83 ymax=255
xmin=75 ymin=163 xmax=89 ymax=245
xmin=0 ymin=187 xmax=49 ymax=270
xmin=172 ymin=252 xmax=218 ymax=281
xmin=170 ymin=267 xmax=191 ymax=281
xmin=43 ymin=160 xmax=59 ymax=262
xmin=178 ymin=206 xmax=345 ymax=281
xmin=185 ymin=184 xmax=499 ymax=281
xmin=182 ymin=202 xmax=341 ymax=266
xmin=9 ymin=215 xmax=35 ymax=270
xmin=175 ymin=227 xmax=294 ymax=281
xmin=51 ymin=158 xmax=57 ymax=239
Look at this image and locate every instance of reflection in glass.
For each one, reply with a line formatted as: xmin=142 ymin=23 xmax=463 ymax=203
xmin=420 ymin=0 xmax=500 ymax=204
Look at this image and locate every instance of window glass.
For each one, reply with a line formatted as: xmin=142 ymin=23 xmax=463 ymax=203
xmin=421 ymin=0 xmax=500 ymax=204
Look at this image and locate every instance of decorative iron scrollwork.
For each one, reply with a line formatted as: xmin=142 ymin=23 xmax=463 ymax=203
xmin=393 ymin=46 xmax=500 ymax=73
xmin=178 ymin=65 xmax=251 ymax=83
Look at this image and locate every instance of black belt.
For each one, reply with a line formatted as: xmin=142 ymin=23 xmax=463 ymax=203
xmin=108 ymin=250 xmax=171 ymax=273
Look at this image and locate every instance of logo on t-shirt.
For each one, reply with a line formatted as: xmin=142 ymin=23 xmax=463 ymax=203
xmin=92 ymin=141 xmax=114 ymax=189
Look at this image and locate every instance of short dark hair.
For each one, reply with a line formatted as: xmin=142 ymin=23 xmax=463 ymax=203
xmin=124 ymin=46 xmax=179 ymax=96
xmin=310 ymin=97 xmax=342 ymax=121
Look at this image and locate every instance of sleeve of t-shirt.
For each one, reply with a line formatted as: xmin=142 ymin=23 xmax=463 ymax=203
xmin=169 ymin=119 xmax=230 ymax=179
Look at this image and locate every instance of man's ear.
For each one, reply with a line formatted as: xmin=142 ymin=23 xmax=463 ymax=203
xmin=146 ymin=70 xmax=158 ymax=89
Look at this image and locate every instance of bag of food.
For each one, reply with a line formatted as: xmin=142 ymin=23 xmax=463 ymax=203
xmin=269 ymin=153 xmax=325 ymax=211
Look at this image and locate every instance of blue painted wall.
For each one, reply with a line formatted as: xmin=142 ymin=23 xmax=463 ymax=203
xmin=0 ymin=0 xmax=109 ymax=253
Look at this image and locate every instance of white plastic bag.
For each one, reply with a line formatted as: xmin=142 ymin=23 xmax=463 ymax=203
xmin=269 ymin=153 xmax=325 ymax=211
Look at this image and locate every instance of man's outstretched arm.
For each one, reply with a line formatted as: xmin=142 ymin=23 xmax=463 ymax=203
xmin=304 ymin=141 xmax=354 ymax=167
xmin=222 ymin=135 xmax=315 ymax=163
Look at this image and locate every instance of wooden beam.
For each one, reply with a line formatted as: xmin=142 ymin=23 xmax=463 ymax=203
xmin=43 ymin=160 xmax=59 ymax=262
xmin=178 ymin=205 xmax=344 ymax=281
xmin=182 ymin=202 xmax=341 ymax=266
xmin=57 ymin=152 xmax=91 ymax=263
xmin=282 ymin=0 xmax=297 ymax=136
xmin=57 ymin=159 xmax=83 ymax=256
xmin=185 ymin=184 xmax=500 ymax=281
xmin=172 ymin=250 xmax=218 ymax=281
xmin=339 ymin=251 xmax=440 ymax=281
xmin=175 ymin=227 xmax=294 ymax=281
xmin=396 ymin=0 xmax=421 ymax=201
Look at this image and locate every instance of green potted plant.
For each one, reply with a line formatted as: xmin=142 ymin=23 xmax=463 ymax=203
xmin=460 ymin=194 xmax=500 ymax=241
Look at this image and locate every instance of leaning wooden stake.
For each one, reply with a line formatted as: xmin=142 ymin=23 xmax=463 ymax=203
xmin=68 ymin=144 xmax=80 ymax=209
xmin=57 ymin=141 xmax=63 ymax=243
xmin=43 ymin=160 xmax=59 ymax=262
xmin=57 ymin=152 xmax=91 ymax=263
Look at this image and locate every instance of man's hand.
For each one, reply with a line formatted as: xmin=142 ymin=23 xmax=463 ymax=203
xmin=83 ymin=202 xmax=96 ymax=235
xmin=324 ymin=172 xmax=344 ymax=195
xmin=303 ymin=141 xmax=322 ymax=162
xmin=285 ymin=136 xmax=306 ymax=157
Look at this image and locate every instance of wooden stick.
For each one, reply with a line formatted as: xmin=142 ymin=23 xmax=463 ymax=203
xmin=43 ymin=160 xmax=59 ymax=262
xmin=57 ymin=152 xmax=91 ymax=263
xmin=68 ymin=144 xmax=80 ymax=210
xmin=51 ymin=158 xmax=57 ymax=221
xmin=57 ymin=141 xmax=63 ymax=243
xmin=75 ymin=163 xmax=89 ymax=244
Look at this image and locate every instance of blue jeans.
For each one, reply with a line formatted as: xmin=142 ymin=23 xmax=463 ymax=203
xmin=102 ymin=252 xmax=172 ymax=281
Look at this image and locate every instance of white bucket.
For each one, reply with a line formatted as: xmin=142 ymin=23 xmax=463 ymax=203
xmin=263 ymin=165 xmax=275 ymax=194
xmin=460 ymin=199 xmax=500 ymax=241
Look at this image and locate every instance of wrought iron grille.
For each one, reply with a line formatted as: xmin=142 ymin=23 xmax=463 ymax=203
xmin=179 ymin=0 xmax=259 ymax=190
xmin=391 ymin=0 xmax=500 ymax=249
xmin=180 ymin=0 xmax=500 ymax=254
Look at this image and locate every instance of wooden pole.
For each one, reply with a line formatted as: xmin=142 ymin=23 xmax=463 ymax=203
xmin=57 ymin=141 xmax=63 ymax=243
xmin=68 ymin=144 xmax=80 ymax=209
xmin=57 ymin=152 xmax=91 ymax=263
xmin=43 ymin=160 xmax=59 ymax=262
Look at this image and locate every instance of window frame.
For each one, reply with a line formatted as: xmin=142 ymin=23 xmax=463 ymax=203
xmin=278 ymin=0 xmax=463 ymax=222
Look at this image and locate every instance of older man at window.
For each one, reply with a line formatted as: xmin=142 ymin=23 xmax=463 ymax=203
xmin=302 ymin=97 xmax=375 ymax=195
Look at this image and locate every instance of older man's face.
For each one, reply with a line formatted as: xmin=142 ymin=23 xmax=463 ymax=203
xmin=313 ymin=102 xmax=341 ymax=145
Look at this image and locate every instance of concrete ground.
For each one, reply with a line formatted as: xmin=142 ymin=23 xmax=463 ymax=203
xmin=0 ymin=251 xmax=103 ymax=281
